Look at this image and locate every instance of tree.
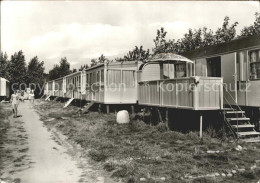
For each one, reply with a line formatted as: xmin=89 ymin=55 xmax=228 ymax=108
xmin=48 ymin=64 xmax=60 ymax=80
xmin=0 ymin=52 xmax=10 ymax=79
xmin=152 ymin=16 xmax=239 ymax=55
xmin=26 ymin=56 xmax=45 ymax=97
xmin=214 ymin=16 xmax=238 ymax=44
xmin=90 ymin=58 xmax=98 ymax=67
xmin=121 ymin=46 xmax=150 ymax=61
xmin=240 ymin=12 xmax=260 ymax=37
xmin=8 ymin=50 xmax=27 ymax=89
xmin=201 ymin=27 xmax=215 ymax=47
xmin=26 ymin=56 xmax=45 ymax=85
xmin=79 ymin=64 xmax=89 ymax=71
xmin=98 ymin=54 xmax=108 ymax=63
xmin=153 ymin=27 xmax=168 ymax=54
xmin=177 ymin=28 xmax=203 ymax=52
xmin=58 ymin=57 xmax=71 ymax=77
xmin=48 ymin=57 xmax=72 ymax=80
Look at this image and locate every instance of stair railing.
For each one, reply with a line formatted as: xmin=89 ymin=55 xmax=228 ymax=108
xmin=223 ymin=84 xmax=258 ymax=137
xmin=223 ymin=95 xmax=239 ymax=136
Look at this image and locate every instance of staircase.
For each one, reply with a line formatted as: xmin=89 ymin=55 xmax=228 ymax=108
xmin=53 ymin=96 xmax=59 ymax=102
xmin=45 ymin=95 xmax=51 ymax=101
xmin=81 ymin=101 xmax=95 ymax=114
xmin=222 ymin=107 xmax=260 ymax=142
xmin=64 ymin=98 xmax=74 ymax=108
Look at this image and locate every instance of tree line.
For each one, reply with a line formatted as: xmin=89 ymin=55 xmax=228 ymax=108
xmin=0 ymin=13 xmax=259 ymax=96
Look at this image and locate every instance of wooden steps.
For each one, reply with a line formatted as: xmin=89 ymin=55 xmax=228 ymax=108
xmin=242 ymin=137 xmax=260 ymax=143
xmin=225 ymin=111 xmax=245 ymax=114
xmin=53 ymin=96 xmax=59 ymax=102
xmin=237 ymin=131 xmax=260 ymax=137
xmin=45 ymin=95 xmax=51 ymax=101
xmin=231 ymin=124 xmax=255 ymax=128
xmin=222 ymin=107 xmax=260 ymax=142
xmin=81 ymin=101 xmax=95 ymax=114
xmin=227 ymin=118 xmax=250 ymax=121
xmin=64 ymin=98 xmax=74 ymax=108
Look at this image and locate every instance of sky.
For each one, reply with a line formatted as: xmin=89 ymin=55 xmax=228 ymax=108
xmin=1 ymin=1 xmax=259 ymax=72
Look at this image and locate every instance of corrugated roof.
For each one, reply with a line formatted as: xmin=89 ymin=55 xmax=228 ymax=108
xmin=182 ymin=35 xmax=260 ymax=59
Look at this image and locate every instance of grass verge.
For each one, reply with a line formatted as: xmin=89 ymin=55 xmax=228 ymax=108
xmin=35 ymin=101 xmax=260 ymax=183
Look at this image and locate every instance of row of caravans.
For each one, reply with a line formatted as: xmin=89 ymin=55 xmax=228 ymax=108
xmin=44 ymin=55 xmax=223 ymax=111
xmin=44 ymin=35 xmax=260 ymax=141
xmin=0 ymin=77 xmax=10 ymax=101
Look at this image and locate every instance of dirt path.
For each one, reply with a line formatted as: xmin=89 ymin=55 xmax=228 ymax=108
xmin=0 ymin=100 xmax=112 ymax=183
xmin=1 ymin=101 xmax=82 ymax=182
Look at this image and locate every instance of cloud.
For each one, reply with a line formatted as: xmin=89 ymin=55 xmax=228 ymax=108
xmin=25 ymin=23 xmax=142 ymax=70
xmin=1 ymin=1 xmax=259 ymax=72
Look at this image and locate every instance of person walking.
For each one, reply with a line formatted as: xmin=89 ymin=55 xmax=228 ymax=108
xmin=30 ymin=90 xmax=35 ymax=103
xmin=10 ymin=90 xmax=19 ymax=118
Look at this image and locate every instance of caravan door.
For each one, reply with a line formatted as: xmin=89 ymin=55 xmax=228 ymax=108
xmin=221 ymin=53 xmax=237 ymax=105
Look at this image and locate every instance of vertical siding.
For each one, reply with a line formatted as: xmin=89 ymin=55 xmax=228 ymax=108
xmin=141 ymin=64 xmax=160 ymax=81
xmin=138 ymin=77 xmax=223 ymax=110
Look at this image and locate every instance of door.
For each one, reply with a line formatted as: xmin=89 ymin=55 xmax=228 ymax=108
xmin=195 ymin=58 xmax=207 ymax=76
xmin=221 ymin=53 xmax=237 ymax=105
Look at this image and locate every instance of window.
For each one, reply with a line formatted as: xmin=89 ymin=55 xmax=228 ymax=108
xmin=249 ymin=49 xmax=260 ymax=80
xmin=107 ymin=70 xmax=121 ymax=87
xmin=86 ymin=74 xmax=89 ymax=86
xmin=97 ymin=71 xmax=100 ymax=83
xmin=207 ymin=57 xmax=221 ymax=77
xmin=122 ymin=70 xmax=135 ymax=87
xmin=175 ymin=63 xmax=186 ymax=78
xmin=163 ymin=63 xmax=175 ymax=79
xmin=101 ymin=70 xmax=104 ymax=85
xmin=89 ymin=73 xmax=92 ymax=85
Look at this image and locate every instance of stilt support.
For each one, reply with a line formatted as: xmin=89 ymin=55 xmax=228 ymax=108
xmin=200 ymin=113 xmax=203 ymax=138
xmin=98 ymin=104 xmax=102 ymax=114
xmin=131 ymin=105 xmax=135 ymax=114
xmin=157 ymin=108 xmax=163 ymax=122
xmin=106 ymin=105 xmax=110 ymax=114
xmin=166 ymin=108 xmax=169 ymax=128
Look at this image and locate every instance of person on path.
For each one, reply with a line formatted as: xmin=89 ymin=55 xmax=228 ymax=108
xmin=30 ymin=90 xmax=35 ymax=103
xmin=10 ymin=90 xmax=19 ymax=118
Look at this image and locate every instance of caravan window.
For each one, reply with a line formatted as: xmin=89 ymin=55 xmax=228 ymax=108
xmin=175 ymin=63 xmax=186 ymax=78
xmin=101 ymin=70 xmax=104 ymax=85
xmin=122 ymin=70 xmax=135 ymax=87
xmin=163 ymin=62 xmax=190 ymax=79
xmin=107 ymin=70 xmax=121 ymax=87
xmin=249 ymin=49 xmax=260 ymax=80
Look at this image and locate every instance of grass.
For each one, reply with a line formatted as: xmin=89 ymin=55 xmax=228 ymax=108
xmin=35 ymin=100 xmax=260 ymax=183
xmin=0 ymin=103 xmax=12 ymax=174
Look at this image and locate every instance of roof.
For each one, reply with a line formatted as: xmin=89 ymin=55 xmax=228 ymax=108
xmin=182 ymin=35 xmax=260 ymax=59
xmin=147 ymin=53 xmax=193 ymax=63
xmin=64 ymin=71 xmax=82 ymax=78
xmin=84 ymin=63 xmax=104 ymax=71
